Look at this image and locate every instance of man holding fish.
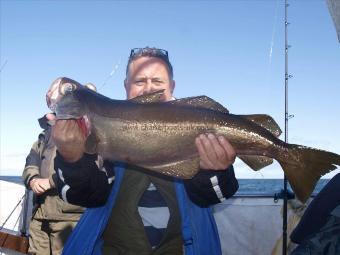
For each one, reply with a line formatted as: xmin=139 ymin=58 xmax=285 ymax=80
xmin=50 ymin=47 xmax=239 ymax=254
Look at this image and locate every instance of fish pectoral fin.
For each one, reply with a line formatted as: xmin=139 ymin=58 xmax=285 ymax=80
xmin=240 ymin=114 xmax=282 ymax=137
xmin=238 ymin=155 xmax=273 ymax=171
xmin=169 ymin=96 xmax=229 ymax=114
xmin=129 ymin=90 xmax=165 ymax=103
xmin=139 ymin=157 xmax=200 ymax=179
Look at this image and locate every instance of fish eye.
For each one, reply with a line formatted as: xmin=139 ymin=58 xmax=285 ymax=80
xmin=60 ymin=82 xmax=76 ymax=95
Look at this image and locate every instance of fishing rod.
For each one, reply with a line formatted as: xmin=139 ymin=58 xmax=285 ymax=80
xmin=283 ymin=0 xmax=293 ymax=254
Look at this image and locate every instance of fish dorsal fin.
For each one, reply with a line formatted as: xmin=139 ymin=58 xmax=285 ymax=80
xmin=240 ymin=114 xmax=282 ymax=137
xmin=129 ymin=90 xmax=165 ymax=103
xmin=238 ymin=155 xmax=273 ymax=171
xmin=170 ymin=96 xmax=229 ymax=114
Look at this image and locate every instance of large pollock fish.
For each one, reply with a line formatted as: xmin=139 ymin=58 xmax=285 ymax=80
xmin=49 ymin=77 xmax=340 ymax=203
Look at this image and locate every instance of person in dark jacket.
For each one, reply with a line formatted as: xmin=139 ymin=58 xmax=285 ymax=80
xmin=51 ymin=47 xmax=239 ymax=255
xmin=290 ymin=173 xmax=340 ymax=255
xmin=22 ymin=114 xmax=84 ymax=255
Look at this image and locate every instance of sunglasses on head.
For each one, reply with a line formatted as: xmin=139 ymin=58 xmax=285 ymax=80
xmin=129 ymin=47 xmax=169 ymax=60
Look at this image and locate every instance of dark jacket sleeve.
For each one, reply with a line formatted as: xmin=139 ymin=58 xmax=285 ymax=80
xmin=54 ymin=152 xmax=112 ymax=208
xmin=22 ymin=140 xmax=42 ymax=189
xmin=184 ymin=165 xmax=238 ymax=207
xmin=290 ymin=173 xmax=340 ymax=244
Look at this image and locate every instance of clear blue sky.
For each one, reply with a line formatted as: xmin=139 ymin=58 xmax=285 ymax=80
xmin=1 ymin=0 xmax=339 ymax=178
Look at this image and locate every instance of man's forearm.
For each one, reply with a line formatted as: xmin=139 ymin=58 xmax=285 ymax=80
xmin=184 ymin=165 xmax=238 ymax=207
xmin=54 ymin=152 xmax=112 ymax=207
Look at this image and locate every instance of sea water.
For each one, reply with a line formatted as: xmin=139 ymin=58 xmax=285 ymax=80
xmin=0 ymin=176 xmax=330 ymax=196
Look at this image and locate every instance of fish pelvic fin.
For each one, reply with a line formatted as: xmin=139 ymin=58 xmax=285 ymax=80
xmin=240 ymin=114 xmax=282 ymax=137
xmin=238 ymin=115 xmax=281 ymax=171
xmin=238 ymin=155 xmax=273 ymax=171
xmin=170 ymin=96 xmax=229 ymax=114
xmin=277 ymin=145 xmax=340 ymax=203
xmin=139 ymin=157 xmax=200 ymax=179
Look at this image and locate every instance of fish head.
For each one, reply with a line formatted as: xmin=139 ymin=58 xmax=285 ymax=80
xmin=47 ymin=77 xmax=96 ymax=121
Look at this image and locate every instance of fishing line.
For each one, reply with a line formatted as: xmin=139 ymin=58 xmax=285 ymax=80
xmin=99 ymin=59 xmax=121 ymax=92
xmin=0 ymin=59 xmax=8 ymax=73
xmin=267 ymin=0 xmax=280 ymax=80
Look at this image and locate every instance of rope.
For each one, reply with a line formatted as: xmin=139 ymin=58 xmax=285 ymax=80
xmin=0 ymin=194 xmax=25 ymax=231
xmin=13 ymin=211 xmax=21 ymax=230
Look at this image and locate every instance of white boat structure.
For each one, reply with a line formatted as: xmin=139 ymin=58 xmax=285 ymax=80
xmin=0 ymin=178 xmax=307 ymax=255
xmin=0 ymin=180 xmax=29 ymax=255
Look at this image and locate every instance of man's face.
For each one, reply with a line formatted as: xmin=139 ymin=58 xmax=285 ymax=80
xmin=124 ymin=56 xmax=175 ymax=102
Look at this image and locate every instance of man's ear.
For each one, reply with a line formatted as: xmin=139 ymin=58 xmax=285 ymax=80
xmin=124 ymin=79 xmax=128 ymax=90
xmin=170 ymin=80 xmax=176 ymax=94
xmin=124 ymin=79 xmax=130 ymax=98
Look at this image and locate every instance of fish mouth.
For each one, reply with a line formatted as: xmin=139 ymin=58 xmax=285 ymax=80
xmin=46 ymin=77 xmax=80 ymax=112
xmin=46 ymin=78 xmax=63 ymax=112
xmin=76 ymin=115 xmax=91 ymax=138
xmin=46 ymin=78 xmax=90 ymax=136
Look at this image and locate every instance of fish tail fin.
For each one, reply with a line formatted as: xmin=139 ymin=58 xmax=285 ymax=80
xmin=276 ymin=144 xmax=340 ymax=203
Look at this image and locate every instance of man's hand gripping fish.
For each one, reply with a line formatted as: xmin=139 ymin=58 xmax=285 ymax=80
xmin=48 ymin=77 xmax=340 ymax=203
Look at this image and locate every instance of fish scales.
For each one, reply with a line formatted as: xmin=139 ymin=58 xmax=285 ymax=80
xmin=50 ymin=77 xmax=340 ymax=203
